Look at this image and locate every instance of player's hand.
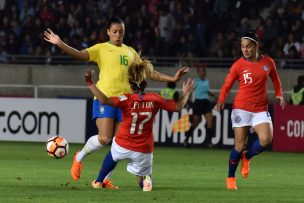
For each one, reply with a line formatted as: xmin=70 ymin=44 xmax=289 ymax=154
xmin=182 ymin=77 xmax=194 ymax=95
xmin=214 ymin=102 xmax=225 ymax=111
xmin=276 ymin=96 xmax=285 ymax=109
xmin=44 ymin=28 xmax=61 ymax=45
xmin=173 ymin=67 xmax=190 ymax=82
xmin=85 ymin=69 xmax=95 ymax=85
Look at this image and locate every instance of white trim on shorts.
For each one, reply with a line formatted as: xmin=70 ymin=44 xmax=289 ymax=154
xmin=231 ymin=109 xmax=272 ymax=128
xmin=111 ymin=137 xmax=153 ymax=176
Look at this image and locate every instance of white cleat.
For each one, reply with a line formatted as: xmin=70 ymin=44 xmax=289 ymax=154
xmin=142 ymin=175 xmax=152 ymax=192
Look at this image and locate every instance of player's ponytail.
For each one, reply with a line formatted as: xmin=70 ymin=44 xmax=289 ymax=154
xmin=128 ymin=59 xmax=153 ymax=92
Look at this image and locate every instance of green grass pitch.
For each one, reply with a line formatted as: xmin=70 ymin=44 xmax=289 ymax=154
xmin=0 ymin=141 xmax=303 ymax=203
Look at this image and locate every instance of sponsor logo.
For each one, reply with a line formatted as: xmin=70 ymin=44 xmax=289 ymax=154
xmin=0 ymin=111 xmax=59 ymax=135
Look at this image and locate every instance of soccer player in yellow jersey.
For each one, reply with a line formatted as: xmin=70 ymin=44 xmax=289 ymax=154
xmin=44 ymin=16 xmax=189 ymax=188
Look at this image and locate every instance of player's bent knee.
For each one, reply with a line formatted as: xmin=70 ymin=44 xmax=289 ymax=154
xmin=98 ymin=134 xmax=112 ymax=145
xmin=234 ymin=145 xmax=245 ymax=152
xmin=259 ymin=137 xmax=272 ymax=146
xmin=234 ymin=142 xmax=246 ymax=152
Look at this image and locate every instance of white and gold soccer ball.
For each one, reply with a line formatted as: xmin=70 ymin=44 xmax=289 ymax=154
xmin=46 ymin=136 xmax=69 ymax=159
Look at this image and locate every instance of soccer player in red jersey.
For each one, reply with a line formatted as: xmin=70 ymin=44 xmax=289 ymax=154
xmin=85 ymin=60 xmax=194 ymax=191
xmin=214 ymin=29 xmax=285 ymax=190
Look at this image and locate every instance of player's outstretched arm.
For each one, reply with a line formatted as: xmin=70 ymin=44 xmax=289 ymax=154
xmin=85 ymin=69 xmax=114 ymax=106
xmin=149 ymin=67 xmax=190 ymax=82
xmin=44 ymin=28 xmax=89 ymax=61
xmin=174 ymin=78 xmax=194 ymax=111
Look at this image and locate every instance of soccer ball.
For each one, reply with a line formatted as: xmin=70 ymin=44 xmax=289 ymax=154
xmin=46 ymin=136 xmax=69 ymax=159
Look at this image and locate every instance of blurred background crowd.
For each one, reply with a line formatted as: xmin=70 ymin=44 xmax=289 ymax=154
xmin=0 ymin=0 xmax=304 ymax=63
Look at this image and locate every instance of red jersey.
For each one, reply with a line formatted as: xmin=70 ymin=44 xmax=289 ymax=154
xmin=218 ymin=55 xmax=283 ymax=112
xmin=111 ymin=92 xmax=176 ymax=153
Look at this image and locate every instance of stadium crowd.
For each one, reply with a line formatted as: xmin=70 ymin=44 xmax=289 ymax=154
xmin=0 ymin=0 xmax=304 ymax=63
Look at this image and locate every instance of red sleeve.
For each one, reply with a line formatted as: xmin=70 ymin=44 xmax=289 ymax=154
xmin=218 ymin=63 xmax=238 ymax=103
xmin=111 ymin=94 xmax=130 ymax=108
xmin=269 ymin=58 xmax=283 ymax=97
xmin=157 ymin=94 xmax=176 ymax=111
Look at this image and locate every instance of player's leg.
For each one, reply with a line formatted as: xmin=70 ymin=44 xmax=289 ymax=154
xmin=92 ymin=137 xmax=125 ymax=189
xmin=91 ymin=106 xmax=123 ymax=188
xmin=184 ymin=99 xmax=205 ymax=146
xmin=127 ymin=150 xmax=153 ymax=191
xmin=137 ymin=175 xmax=153 ymax=192
xmin=184 ymin=115 xmax=201 ymax=146
xmin=105 ymin=121 xmax=121 ymax=180
xmin=241 ymin=112 xmax=272 ymax=178
xmin=248 ymin=122 xmax=272 ymax=158
xmin=92 ymin=150 xmax=118 ymax=189
xmin=241 ymin=123 xmax=272 ymax=178
xmin=71 ymin=101 xmax=116 ymax=181
xmin=202 ymin=99 xmax=214 ymax=147
xmin=80 ymin=118 xmax=115 ymax=158
xmin=77 ymin=101 xmax=118 ymax=161
xmin=226 ymin=127 xmax=248 ymax=190
xmin=227 ymin=109 xmax=250 ymax=190
xmin=204 ymin=111 xmax=214 ymax=147
xmin=102 ymin=120 xmax=121 ymax=187
xmin=71 ymin=118 xmax=115 ymax=180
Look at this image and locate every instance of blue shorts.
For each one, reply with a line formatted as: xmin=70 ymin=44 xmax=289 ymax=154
xmin=92 ymin=99 xmax=122 ymax=122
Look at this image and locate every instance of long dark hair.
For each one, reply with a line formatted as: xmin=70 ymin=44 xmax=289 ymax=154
xmin=241 ymin=28 xmax=259 ymax=45
xmin=106 ymin=16 xmax=124 ymax=29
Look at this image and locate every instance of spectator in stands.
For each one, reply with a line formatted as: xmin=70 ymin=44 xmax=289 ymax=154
xmin=20 ymin=33 xmax=33 ymax=54
xmin=290 ymin=75 xmax=304 ymax=105
xmin=176 ymin=35 xmax=188 ymax=57
xmin=283 ymin=33 xmax=300 ymax=56
xmin=287 ymin=45 xmax=299 ymax=59
xmin=19 ymin=0 xmax=35 ymax=22
xmin=0 ymin=44 xmax=8 ymax=63
xmin=263 ymin=17 xmax=279 ymax=51
xmin=284 ymin=45 xmax=300 ymax=69
xmin=270 ymin=36 xmax=285 ymax=58
xmin=300 ymin=35 xmax=304 ymax=59
xmin=158 ymin=4 xmax=175 ymax=56
xmin=0 ymin=0 xmax=303 ymax=62
xmin=39 ymin=5 xmax=55 ymax=23
xmin=210 ymin=32 xmax=226 ymax=57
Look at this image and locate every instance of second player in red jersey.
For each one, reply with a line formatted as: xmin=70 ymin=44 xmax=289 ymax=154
xmin=218 ymin=54 xmax=283 ymax=112
xmin=215 ymin=29 xmax=285 ymax=190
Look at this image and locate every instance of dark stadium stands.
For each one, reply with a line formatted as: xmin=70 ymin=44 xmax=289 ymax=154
xmin=0 ymin=0 xmax=304 ymax=68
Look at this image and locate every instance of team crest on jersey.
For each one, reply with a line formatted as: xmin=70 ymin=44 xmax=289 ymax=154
xmin=118 ymin=95 xmax=127 ymax=101
xmin=235 ymin=116 xmax=241 ymax=123
xmin=99 ymin=106 xmax=104 ymax=114
xmin=263 ymin=66 xmax=269 ymax=71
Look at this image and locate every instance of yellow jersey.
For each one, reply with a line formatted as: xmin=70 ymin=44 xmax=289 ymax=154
xmin=86 ymin=42 xmax=141 ymax=97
